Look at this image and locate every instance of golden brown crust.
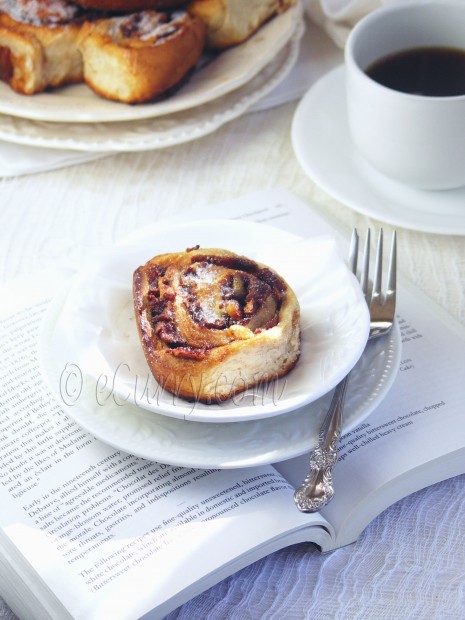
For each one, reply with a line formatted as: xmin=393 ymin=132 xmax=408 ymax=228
xmin=0 ymin=1 xmax=84 ymax=94
xmin=187 ymin=0 xmax=296 ymax=49
xmin=77 ymin=11 xmax=205 ymax=103
xmin=133 ymin=247 xmax=301 ymax=403
xmin=73 ymin=0 xmax=187 ymax=11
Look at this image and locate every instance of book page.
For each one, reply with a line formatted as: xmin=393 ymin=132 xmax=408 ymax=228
xmin=0 ymin=274 xmax=328 ymax=620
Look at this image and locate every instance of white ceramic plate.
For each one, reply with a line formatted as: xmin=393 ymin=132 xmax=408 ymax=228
xmin=40 ymin=219 xmax=370 ymax=424
xmin=0 ymin=5 xmax=300 ymax=124
xmin=39 ymin=299 xmax=400 ymax=468
xmin=292 ymin=65 xmax=465 ymax=236
xmin=0 ymin=31 xmax=301 ymax=152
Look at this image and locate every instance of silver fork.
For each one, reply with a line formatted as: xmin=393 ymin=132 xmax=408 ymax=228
xmin=293 ymin=228 xmax=397 ymax=513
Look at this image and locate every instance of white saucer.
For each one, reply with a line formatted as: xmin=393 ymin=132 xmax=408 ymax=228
xmin=292 ymin=65 xmax=465 ymax=236
xmin=39 ymin=292 xmax=401 ymax=468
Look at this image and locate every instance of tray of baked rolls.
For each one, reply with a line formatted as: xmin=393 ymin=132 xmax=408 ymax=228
xmin=0 ymin=0 xmax=304 ymax=149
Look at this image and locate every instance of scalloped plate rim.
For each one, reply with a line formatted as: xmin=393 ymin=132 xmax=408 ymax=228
xmin=0 ymin=28 xmax=302 ymax=151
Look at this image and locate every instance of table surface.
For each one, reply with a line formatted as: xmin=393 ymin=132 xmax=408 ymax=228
xmin=1 ymin=17 xmax=465 ymax=620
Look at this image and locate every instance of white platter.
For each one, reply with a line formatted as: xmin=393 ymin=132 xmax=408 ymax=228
xmin=0 ymin=29 xmax=301 ymax=152
xmin=0 ymin=5 xmax=300 ymax=124
xmin=292 ymin=65 xmax=465 ymax=236
xmin=39 ymin=219 xmax=370 ymax=424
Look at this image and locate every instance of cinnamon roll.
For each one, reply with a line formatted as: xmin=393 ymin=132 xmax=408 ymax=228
xmin=0 ymin=0 xmax=85 ymax=94
xmin=77 ymin=10 xmax=205 ymax=103
xmin=187 ymin=0 xmax=296 ymax=49
xmin=133 ymin=247 xmax=301 ymax=404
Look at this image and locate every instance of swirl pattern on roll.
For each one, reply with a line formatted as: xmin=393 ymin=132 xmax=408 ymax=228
xmin=133 ymin=247 xmax=301 ymax=404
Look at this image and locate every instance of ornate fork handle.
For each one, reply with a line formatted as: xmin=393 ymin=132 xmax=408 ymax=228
xmin=294 ymin=375 xmax=349 ymax=513
xmin=294 ymin=228 xmax=397 ymax=514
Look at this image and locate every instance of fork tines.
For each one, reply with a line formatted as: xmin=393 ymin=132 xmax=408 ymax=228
xmin=352 ymin=227 xmax=397 ymax=339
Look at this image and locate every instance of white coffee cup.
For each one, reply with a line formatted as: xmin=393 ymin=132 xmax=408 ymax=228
xmin=345 ymin=1 xmax=465 ymax=190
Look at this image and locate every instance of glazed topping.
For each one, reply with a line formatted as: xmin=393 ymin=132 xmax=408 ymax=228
xmin=110 ymin=10 xmax=187 ymax=43
xmin=0 ymin=0 xmax=80 ymax=25
xmin=146 ymin=251 xmax=285 ymax=356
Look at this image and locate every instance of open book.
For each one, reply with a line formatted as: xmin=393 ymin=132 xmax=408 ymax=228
xmin=1 ymin=188 xmax=465 ymax=620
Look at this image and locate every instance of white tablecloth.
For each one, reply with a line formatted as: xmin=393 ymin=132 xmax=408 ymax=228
xmin=1 ymin=14 xmax=465 ymax=620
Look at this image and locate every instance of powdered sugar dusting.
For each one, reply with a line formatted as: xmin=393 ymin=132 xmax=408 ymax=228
xmin=181 ymin=263 xmax=224 ymax=325
xmin=0 ymin=0 xmax=79 ymax=25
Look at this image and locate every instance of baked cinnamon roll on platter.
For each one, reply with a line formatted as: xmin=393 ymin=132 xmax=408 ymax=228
xmin=0 ymin=0 xmax=302 ymax=127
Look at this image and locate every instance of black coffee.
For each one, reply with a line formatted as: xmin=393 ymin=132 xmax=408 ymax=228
xmin=366 ymin=46 xmax=465 ymax=96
